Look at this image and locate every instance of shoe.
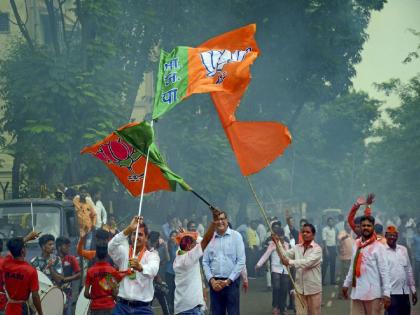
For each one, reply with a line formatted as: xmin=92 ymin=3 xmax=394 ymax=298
xmin=272 ymin=307 xmax=280 ymax=315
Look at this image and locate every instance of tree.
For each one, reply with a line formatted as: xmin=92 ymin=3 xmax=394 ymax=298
xmin=365 ymin=75 xmax=420 ymax=214
xmin=0 ymin=0 xmax=387 ymax=221
xmin=0 ymin=0 xmax=163 ymax=197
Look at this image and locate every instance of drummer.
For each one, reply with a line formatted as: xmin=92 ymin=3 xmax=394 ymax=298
xmin=1 ymin=237 xmax=43 ymax=315
xmin=56 ymin=237 xmax=81 ymax=315
xmin=30 ymin=234 xmax=64 ymax=285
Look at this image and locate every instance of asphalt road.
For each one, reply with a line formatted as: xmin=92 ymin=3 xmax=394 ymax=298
xmin=152 ymin=277 xmax=420 ymax=315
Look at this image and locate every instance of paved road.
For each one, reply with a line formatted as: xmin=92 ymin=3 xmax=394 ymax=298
xmin=153 ymin=277 xmax=420 ymax=314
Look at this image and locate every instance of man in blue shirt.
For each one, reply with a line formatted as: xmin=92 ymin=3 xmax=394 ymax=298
xmin=203 ymin=210 xmax=246 ymax=315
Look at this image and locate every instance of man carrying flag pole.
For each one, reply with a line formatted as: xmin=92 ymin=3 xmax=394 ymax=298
xmin=108 ymin=216 xmax=159 ymax=315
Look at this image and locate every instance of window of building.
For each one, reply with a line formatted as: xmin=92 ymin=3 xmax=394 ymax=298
xmin=0 ymin=12 xmax=10 ymax=33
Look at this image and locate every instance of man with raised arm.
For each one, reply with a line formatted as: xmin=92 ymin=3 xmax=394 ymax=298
xmin=108 ymin=216 xmax=159 ymax=314
xmin=347 ymin=193 xmax=374 ymax=237
xmin=173 ymin=207 xmax=219 ymax=314
xmin=342 ymin=215 xmax=391 ymax=315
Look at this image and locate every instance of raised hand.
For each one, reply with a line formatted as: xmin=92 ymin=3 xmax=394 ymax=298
xmin=23 ymin=231 xmax=41 ymax=243
xmin=356 ymin=196 xmax=367 ymax=206
xmin=210 ymin=206 xmax=222 ymax=220
xmin=366 ymin=193 xmax=375 ymax=205
xmin=128 ymin=216 xmax=140 ymax=232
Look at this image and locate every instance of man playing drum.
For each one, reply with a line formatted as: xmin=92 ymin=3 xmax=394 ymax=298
xmin=31 ymin=234 xmax=64 ymax=285
xmin=1 ymin=237 xmax=43 ymax=315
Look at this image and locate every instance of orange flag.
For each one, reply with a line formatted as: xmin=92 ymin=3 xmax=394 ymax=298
xmin=81 ymin=122 xmax=190 ymax=196
xmin=200 ymin=25 xmax=292 ymax=176
xmin=152 ymin=24 xmax=259 ymax=119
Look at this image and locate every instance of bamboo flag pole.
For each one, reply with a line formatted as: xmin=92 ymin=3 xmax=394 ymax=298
xmin=245 ymin=176 xmax=305 ymax=307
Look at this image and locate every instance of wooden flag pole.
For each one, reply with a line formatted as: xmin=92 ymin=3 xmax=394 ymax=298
xmin=245 ymin=176 xmax=305 ymax=307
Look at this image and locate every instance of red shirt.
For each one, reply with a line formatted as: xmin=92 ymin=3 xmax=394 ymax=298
xmin=85 ymin=261 xmax=116 ymax=310
xmin=0 ymin=255 xmax=8 ymax=311
xmin=2 ymin=257 xmax=39 ymax=315
xmin=60 ymin=254 xmax=81 ymax=298
xmin=61 ymin=255 xmax=81 ymax=276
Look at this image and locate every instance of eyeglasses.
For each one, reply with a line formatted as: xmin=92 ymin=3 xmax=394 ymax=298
xmin=216 ymin=217 xmax=227 ymax=222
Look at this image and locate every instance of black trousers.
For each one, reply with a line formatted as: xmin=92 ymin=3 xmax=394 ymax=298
xmin=210 ymin=278 xmax=240 ymax=315
xmin=415 ymin=260 xmax=420 ymax=287
xmin=165 ymin=272 xmax=176 ymax=314
xmin=386 ymin=294 xmax=411 ymax=315
xmin=154 ymin=288 xmax=171 ymax=315
xmin=271 ymin=272 xmax=288 ymax=313
xmin=322 ymin=246 xmax=337 ymax=284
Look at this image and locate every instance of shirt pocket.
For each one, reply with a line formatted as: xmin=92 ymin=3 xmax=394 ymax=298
xmin=224 ymin=244 xmax=236 ymax=259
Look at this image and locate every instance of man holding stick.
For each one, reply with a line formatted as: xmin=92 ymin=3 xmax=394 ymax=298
xmin=280 ymin=223 xmax=322 ymax=315
xmin=108 ymin=216 xmax=159 ymax=314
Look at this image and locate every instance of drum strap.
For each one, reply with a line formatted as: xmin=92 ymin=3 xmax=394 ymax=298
xmin=6 ymin=298 xmax=27 ymax=303
xmin=3 ymin=282 xmax=27 ymax=304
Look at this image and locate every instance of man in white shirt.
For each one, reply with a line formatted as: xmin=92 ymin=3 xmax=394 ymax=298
xmin=108 ymin=216 xmax=160 ymax=314
xmin=342 ymin=215 xmax=391 ymax=315
xmin=385 ymin=225 xmax=417 ymax=315
xmin=173 ymin=208 xmax=218 ymax=314
xmin=93 ymin=189 xmax=107 ymax=228
xmin=322 ymin=217 xmax=337 ymax=285
xmin=281 ymin=223 xmax=322 ymax=315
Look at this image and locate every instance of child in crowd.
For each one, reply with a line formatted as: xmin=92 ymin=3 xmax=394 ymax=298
xmin=84 ymin=245 xmax=119 ymax=315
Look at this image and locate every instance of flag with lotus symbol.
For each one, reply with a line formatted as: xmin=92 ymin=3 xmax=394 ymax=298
xmin=81 ymin=121 xmax=190 ymax=196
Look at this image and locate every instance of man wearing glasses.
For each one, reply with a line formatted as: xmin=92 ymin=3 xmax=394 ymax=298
xmin=202 ymin=211 xmax=246 ymax=315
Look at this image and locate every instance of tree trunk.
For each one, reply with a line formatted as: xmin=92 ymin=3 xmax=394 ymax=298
xmin=9 ymin=0 xmax=35 ymax=50
xmin=11 ymin=155 xmax=21 ymax=198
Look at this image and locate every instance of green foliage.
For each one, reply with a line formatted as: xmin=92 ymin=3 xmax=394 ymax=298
xmin=152 ymin=0 xmax=385 ymax=217
xmin=0 ymin=0 xmax=162 ymax=198
xmin=0 ymin=0 xmax=387 ymax=220
xmin=365 ymin=75 xmax=420 ymax=214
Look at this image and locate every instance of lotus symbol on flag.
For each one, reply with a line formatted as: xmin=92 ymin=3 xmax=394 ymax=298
xmin=200 ymin=48 xmax=252 ymax=84
xmin=94 ymin=139 xmax=142 ymax=172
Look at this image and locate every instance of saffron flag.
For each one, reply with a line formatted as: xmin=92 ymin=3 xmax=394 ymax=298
xmin=152 ymin=24 xmax=259 ymax=119
xmin=81 ymin=122 xmax=190 ymax=196
xmin=199 ymin=26 xmax=292 ymax=176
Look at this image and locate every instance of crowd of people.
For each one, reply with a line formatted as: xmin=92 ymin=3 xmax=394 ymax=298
xmin=0 ymin=190 xmax=419 ymax=315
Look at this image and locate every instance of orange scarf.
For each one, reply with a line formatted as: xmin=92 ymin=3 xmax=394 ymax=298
xmin=121 ymin=246 xmax=146 ymax=278
xmin=352 ymin=233 xmax=376 ymax=287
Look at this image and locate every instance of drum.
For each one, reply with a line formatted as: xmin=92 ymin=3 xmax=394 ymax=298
xmin=29 ymin=271 xmax=64 ymax=315
xmin=75 ymin=286 xmax=91 ymax=315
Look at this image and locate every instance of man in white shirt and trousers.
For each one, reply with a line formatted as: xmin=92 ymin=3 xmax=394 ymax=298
xmin=342 ymin=215 xmax=391 ymax=315
xmin=172 ymin=207 xmax=219 ymax=314
xmin=384 ymin=225 xmax=417 ymax=315
xmin=93 ymin=189 xmax=107 ymax=228
xmin=280 ymin=223 xmax=323 ymax=315
xmin=108 ymin=216 xmax=160 ymax=314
